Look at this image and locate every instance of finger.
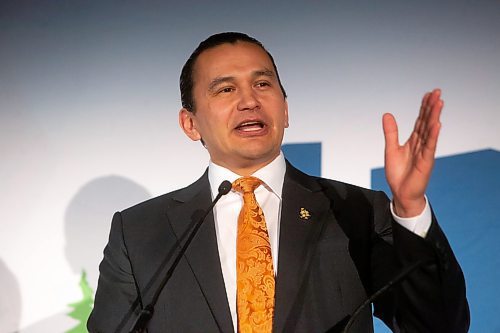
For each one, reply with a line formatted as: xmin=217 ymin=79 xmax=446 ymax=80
xmin=383 ymin=113 xmax=400 ymax=150
xmin=410 ymin=89 xmax=435 ymax=149
xmin=419 ymin=91 xmax=433 ymax=119
xmin=421 ymin=97 xmax=443 ymax=146
xmin=428 ymin=96 xmax=443 ymax=128
xmin=428 ymin=88 xmax=441 ymax=107
xmin=418 ymin=89 xmax=442 ymax=144
xmin=420 ymin=90 xmax=442 ymax=159
xmin=412 ymin=92 xmax=431 ymax=137
xmin=422 ymin=121 xmax=441 ymax=162
xmin=422 ymin=89 xmax=441 ymax=125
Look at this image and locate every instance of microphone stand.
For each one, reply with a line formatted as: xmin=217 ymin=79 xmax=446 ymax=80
xmin=326 ymin=259 xmax=429 ymax=333
xmin=123 ymin=180 xmax=232 ymax=333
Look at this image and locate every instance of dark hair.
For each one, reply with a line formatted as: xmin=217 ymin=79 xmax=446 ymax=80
xmin=180 ymin=32 xmax=287 ymax=112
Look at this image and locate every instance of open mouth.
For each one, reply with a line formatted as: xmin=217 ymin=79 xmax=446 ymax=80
xmin=235 ymin=121 xmax=266 ymax=132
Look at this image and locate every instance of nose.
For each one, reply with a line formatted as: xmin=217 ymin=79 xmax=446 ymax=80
xmin=237 ymin=87 xmax=260 ymax=111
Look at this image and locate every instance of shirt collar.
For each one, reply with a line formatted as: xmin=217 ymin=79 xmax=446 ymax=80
xmin=208 ymin=152 xmax=286 ymax=199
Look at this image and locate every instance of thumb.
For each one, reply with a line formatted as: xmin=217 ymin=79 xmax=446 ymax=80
xmin=383 ymin=113 xmax=399 ymax=150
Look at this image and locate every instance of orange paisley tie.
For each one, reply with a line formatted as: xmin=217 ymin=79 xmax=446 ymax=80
xmin=233 ymin=176 xmax=275 ymax=333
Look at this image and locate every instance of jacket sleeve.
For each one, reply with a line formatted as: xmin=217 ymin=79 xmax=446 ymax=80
xmin=371 ymin=191 xmax=470 ymax=332
xmin=87 ymin=212 xmax=142 ymax=333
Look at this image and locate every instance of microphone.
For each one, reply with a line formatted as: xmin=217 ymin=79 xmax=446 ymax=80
xmin=126 ymin=180 xmax=232 ymax=333
xmin=325 ymin=258 xmax=430 ymax=333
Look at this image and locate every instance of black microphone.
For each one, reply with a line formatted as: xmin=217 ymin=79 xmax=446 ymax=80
xmin=325 ymin=258 xmax=430 ymax=333
xmin=127 ymin=180 xmax=232 ymax=333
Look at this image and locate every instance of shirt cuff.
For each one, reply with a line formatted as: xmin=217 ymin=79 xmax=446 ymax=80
xmin=390 ymin=196 xmax=432 ymax=238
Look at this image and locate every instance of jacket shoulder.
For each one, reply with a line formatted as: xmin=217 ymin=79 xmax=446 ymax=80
xmin=285 ymin=161 xmax=386 ymax=202
xmin=119 ymin=170 xmax=209 ymax=217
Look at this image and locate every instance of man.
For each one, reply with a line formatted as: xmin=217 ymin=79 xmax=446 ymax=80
xmin=88 ymin=32 xmax=469 ymax=332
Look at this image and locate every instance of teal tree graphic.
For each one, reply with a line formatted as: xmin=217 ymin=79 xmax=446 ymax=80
xmin=66 ymin=270 xmax=94 ymax=333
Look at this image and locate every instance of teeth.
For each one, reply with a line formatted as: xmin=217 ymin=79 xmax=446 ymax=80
xmin=241 ymin=126 xmax=260 ymax=132
xmin=237 ymin=121 xmax=264 ymax=132
xmin=238 ymin=121 xmax=262 ymax=127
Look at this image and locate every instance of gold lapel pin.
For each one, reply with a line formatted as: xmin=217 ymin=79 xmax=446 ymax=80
xmin=299 ymin=207 xmax=311 ymax=220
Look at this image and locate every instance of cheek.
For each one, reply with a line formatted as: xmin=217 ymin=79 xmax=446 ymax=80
xmin=199 ymin=114 xmax=231 ymax=141
xmin=207 ymin=104 xmax=234 ymax=129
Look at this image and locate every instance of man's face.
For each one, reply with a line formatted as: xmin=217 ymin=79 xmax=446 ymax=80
xmin=179 ymin=41 xmax=289 ymax=175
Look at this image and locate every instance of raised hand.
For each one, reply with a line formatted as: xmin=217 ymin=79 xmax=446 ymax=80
xmin=382 ymin=89 xmax=443 ymax=217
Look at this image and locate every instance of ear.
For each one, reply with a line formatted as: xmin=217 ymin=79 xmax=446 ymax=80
xmin=284 ymin=99 xmax=289 ymax=128
xmin=179 ymin=108 xmax=202 ymax=141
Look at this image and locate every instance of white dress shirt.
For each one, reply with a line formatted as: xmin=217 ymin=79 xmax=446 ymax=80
xmin=208 ymin=152 xmax=431 ymax=330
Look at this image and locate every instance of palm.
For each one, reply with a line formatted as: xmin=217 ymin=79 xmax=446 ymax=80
xmin=383 ymin=89 xmax=443 ymax=217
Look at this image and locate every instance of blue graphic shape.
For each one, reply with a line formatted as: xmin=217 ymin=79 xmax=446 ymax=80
xmin=282 ymin=142 xmax=321 ymax=177
xmin=371 ymin=149 xmax=500 ymax=332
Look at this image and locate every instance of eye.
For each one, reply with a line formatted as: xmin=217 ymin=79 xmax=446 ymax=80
xmin=255 ymin=81 xmax=271 ymax=88
xmin=217 ymin=86 xmax=234 ymax=94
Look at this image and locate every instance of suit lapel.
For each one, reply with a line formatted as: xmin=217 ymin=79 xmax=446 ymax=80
xmin=273 ymin=163 xmax=332 ymax=332
xmin=166 ymin=172 xmax=234 ymax=333
xmin=163 ymin=164 xmax=332 ymax=332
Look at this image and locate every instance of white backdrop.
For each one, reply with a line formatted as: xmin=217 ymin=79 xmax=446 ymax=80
xmin=1 ymin=1 xmax=499 ymax=331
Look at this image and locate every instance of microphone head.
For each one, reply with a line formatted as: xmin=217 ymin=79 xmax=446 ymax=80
xmin=218 ymin=180 xmax=232 ymax=195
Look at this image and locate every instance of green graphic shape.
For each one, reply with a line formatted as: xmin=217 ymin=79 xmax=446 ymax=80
xmin=66 ymin=270 xmax=94 ymax=333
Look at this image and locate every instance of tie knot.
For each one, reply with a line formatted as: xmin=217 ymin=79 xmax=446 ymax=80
xmin=232 ymin=176 xmax=262 ymax=194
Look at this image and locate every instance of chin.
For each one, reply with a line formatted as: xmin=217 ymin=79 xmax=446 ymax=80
xmin=239 ymin=147 xmax=279 ymax=163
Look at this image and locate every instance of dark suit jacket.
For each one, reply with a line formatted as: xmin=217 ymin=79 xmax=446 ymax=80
xmin=88 ymin=162 xmax=469 ymax=332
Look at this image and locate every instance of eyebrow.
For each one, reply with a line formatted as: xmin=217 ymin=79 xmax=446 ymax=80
xmin=207 ymin=69 xmax=276 ymax=92
xmin=208 ymin=76 xmax=235 ymax=92
xmin=252 ymin=69 xmax=275 ymax=79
